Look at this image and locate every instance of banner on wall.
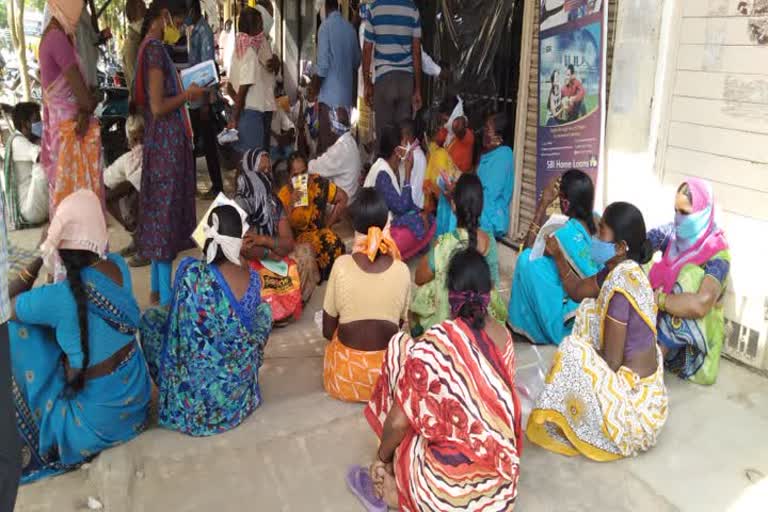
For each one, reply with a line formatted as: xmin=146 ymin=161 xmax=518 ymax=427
xmin=536 ymin=0 xmax=607 ymax=198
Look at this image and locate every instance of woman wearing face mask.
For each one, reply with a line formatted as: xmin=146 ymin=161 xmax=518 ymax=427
xmin=364 ymin=124 xmax=436 ymax=261
xmin=140 ymin=205 xmax=273 ymax=436
xmin=648 ymin=179 xmax=730 ymax=385
xmin=527 ymin=202 xmax=668 ymax=461
xmin=133 ymin=0 xmax=205 ymax=306
xmin=39 ymin=0 xmax=103 ymax=218
xmin=507 ymin=169 xmax=601 ymax=345
xmin=477 ymin=112 xmax=515 ymax=238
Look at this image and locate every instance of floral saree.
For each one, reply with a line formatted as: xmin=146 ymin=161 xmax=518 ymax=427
xmin=527 ymin=260 xmax=669 ymax=461
xmin=366 ymin=320 xmax=522 ymax=511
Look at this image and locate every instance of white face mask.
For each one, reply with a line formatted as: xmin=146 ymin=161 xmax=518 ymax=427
xmin=397 ymin=142 xmax=413 ymax=161
xmin=130 ymin=20 xmax=143 ymax=32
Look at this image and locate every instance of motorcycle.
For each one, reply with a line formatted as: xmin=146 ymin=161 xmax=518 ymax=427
xmin=96 ymin=86 xmax=130 ymax=166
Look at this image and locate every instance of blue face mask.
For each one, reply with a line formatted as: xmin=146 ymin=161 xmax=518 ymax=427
xmin=674 ymin=206 xmax=711 ymax=243
xmin=590 ymin=237 xmax=616 ymax=265
xmin=31 ymin=121 xmax=42 ymax=138
xmin=184 ymin=15 xmax=194 ymax=27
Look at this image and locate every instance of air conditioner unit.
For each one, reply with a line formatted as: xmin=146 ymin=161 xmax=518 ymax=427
xmin=722 ymin=290 xmax=768 ymax=371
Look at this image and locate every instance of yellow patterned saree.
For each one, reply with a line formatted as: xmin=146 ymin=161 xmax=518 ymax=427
xmin=526 ymin=260 xmax=669 ymax=461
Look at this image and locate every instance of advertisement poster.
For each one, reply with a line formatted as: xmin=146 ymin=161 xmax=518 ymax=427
xmin=536 ymin=0 xmax=607 ymax=197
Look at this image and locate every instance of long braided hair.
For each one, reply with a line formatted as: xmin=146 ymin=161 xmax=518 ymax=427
xmin=59 ymin=249 xmax=99 ymax=391
xmin=453 ymin=173 xmax=484 ymax=251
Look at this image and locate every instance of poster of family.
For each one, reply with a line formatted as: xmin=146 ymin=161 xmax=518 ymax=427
xmin=536 ymin=0 xmax=607 ymax=196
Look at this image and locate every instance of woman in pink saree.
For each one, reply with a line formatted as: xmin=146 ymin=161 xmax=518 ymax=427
xmin=39 ymin=0 xmax=103 ymax=216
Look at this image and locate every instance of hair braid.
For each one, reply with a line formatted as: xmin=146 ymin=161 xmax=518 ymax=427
xmin=59 ymin=250 xmax=97 ymax=392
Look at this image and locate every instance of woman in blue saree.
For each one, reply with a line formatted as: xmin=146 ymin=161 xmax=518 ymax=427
xmin=507 ymin=170 xmax=601 ymax=345
xmin=140 ymin=205 xmax=273 ymax=436
xmin=8 ymin=190 xmax=151 ymax=483
xmin=477 ymin=113 xmax=515 ymax=239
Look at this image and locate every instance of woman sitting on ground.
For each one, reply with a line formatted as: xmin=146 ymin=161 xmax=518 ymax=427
xmin=322 ymin=188 xmax=411 ymax=403
xmin=278 ymin=153 xmax=348 ymax=281
xmin=8 ymin=190 xmax=152 ymax=483
xmin=412 ymin=173 xmax=507 ymax=335
xmin=140 ymin=205 xmax=273 ymax=436
xmin=507 ymin=169 xmax=601 ymax=344
xmin=527 ymin=202 xmax=668 ymax=461
xmin=364 ymin=124 xmax=436 ymax=261
xmin=648 ymin=179 xmax=730 ymax=385
xmin=236 ymin=149 xmax=319 ymax=322
xmin=358 ymin=248 xmax=522 ymax=510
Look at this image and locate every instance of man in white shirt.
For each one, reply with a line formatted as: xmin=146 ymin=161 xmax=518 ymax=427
xmin=2 ymin=102 xmax=48 ymax=230
xmin=227 ymin=7 xmax=279 ymax=153
xmin=398 ymin=119 xmax=426 ymax=209
xmin=103 ymin=115 xmax=147 ymax=267
xmin=308 ymin=107 xmax=361 ymax=204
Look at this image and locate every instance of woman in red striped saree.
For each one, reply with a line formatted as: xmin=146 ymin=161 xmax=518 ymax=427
xmin=364 ymin=248 xmax=523 ymax=511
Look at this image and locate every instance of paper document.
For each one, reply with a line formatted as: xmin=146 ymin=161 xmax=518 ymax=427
xmin=530 ymin=214 xmax=568 ymax=261
xmin=292 ymin=174 xmax=309 ymax=208
xmin=180 ymin=59 xmax=218 ymax=90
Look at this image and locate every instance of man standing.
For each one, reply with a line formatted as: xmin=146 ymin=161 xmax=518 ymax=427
xmin=123 ymin=0 xmax=147 ymax=89
xmin=363 ymin=0 xmax=422 ymax=143
xmin=314 ymin=0 xmax=360 ymax=156
xmin=187 ymin=0 xmax=224 ymax=198
xmin=561 ymin=64 xmax=585 ymax=121
xmin=0 ymin=189 xmax=20 ymax=511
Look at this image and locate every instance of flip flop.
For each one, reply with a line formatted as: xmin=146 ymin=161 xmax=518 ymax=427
xmin=345 ymin=465 xmax=387 ymax=512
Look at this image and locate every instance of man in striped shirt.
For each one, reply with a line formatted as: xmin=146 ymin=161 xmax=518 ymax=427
xmin=362 ymin=0 xmax=423 ymax=143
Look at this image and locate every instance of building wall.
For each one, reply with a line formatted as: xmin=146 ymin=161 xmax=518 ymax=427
xmin=605 ymin=0 xmax=768 ymax=370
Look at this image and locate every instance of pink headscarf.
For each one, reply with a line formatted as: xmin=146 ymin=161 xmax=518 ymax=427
xmin=648 ymin=178 xmax=728 ymax=293
xmin=47 ymin=0 xmax=84 ymax=36
xmin=41 ymin=189 xmax=108 ymax=271
xmin=235 ymin=32 xmax=265 ymax=59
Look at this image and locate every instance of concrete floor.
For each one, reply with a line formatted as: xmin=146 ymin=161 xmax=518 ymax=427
xmin=10 ymin=167 xmax=768 ymax=512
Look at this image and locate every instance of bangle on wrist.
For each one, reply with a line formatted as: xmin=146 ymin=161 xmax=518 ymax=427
xmin=263 ymin=247 xmax=269 ymax=260
xmin=17 ymin=272 xmax=30 ymax=285
xmin=377 ymin=447 xmax=392 ymax=464
xmin=658 ymin=292 xmax=667 ymax=312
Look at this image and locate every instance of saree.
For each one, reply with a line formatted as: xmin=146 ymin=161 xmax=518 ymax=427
xmin=411 ymin=229 xmax=507 ymax=334
xmin=12 ymin=254 xmax=151 ymax=483
xmin=507 ymin=218 xmax=600 ymax=345
xmin=477 ymin=146 xmax=515 ymax=239
xmin=366 ymin=321 xmax=522 ymax=511
xmin=41 ymin=47 xmax=104 ymax=216
xmin=278 ymin=174 xmax=345 ymax=280
xmin=140 ymin=258 xmax=273 ymax=436
xmin=323 ymin=334 xmax=386 ymax=403
xmin=425 ymin=143 xmax=460 ymax=237
xmin=657 ymin=251 xmax=730 ymax=385
xmin=527 ymin=260 xmax=668 ymax=461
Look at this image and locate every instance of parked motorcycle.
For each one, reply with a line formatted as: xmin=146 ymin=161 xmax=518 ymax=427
xmin=96 ymin=86 xmax=130 ymax=166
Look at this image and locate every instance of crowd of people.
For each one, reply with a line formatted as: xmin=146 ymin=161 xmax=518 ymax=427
xmin=0 ymin=0 xmax=733 ymax=510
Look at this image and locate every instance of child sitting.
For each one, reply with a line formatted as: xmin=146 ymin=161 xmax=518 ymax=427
xmin=3 ymin=102 xmax=48 ymax=229
xmin=104 ymin=115 xmax=148 ymax=267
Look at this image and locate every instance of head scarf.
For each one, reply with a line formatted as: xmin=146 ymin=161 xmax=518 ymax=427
xmin=255 ymin=4 xmax=274 ymax=36
xmin=329 ymin=106 xmax=350 ymax=136
xmin=203 ymin=212 xmax=244 ymax=266
xmin=235 ymin=31 xmax=265 ymax=58
xmin=648 ymin=178 xmax=729 ymax=293
xmin=47 ymin=0 xmax=84 ymax=36
xmin=41 ymin=189 xmax=108 ymax=270
xmin=353 ymin=226 xmax=401 ymax=262
xmin=444 ymin=96 xmax=466 ymax=147
xmin=234 ymin=149 xmax=281 ymax=237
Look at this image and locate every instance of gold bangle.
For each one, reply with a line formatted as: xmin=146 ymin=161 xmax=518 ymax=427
xmin=22 ymin=268 xmax=35 ymax=281
xmin=17 ymin=272 xmax=30 ymax=285
xmin=658 ymin=292 xmax=667 ymax=312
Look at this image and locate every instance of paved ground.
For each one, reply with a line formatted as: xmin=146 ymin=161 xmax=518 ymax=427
xmin=10 ymin=167 xmax=768 ymax=511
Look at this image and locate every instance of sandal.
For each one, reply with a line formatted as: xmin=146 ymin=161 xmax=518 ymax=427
xmin=345 ymin=465 xmax=387 ymax=512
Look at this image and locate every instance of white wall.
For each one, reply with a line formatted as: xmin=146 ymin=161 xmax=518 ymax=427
xmin=604 ymin=0 xmax=768 ymax=369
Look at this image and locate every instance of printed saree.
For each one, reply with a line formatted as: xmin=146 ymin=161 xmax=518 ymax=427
xmin=527 ymin=260 xmax=669 ymax=461
xmin=507 ymin=218 xmax=600 ymax=345
xmin=140 ymin=258 xmax=272 ymax=436
xmin=366 ymin=320 xmax=522 ymax=511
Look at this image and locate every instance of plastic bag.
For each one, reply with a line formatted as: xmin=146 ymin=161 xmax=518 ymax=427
xmin=515 ymin=345 xmax=547 ymax=426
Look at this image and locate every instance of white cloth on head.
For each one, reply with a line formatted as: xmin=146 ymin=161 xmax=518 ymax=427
xmin=203 ymin=212 xmax=243 ymax=266
xmin=444 ymin=96 xmax=465 ymax=147
xmin=398 ymin=144 xmax=426 ymax=209
xmin=255 ymin=5 xmax=274 ymax=38
xmin=364 ymin=157 xmax=400 ymax=193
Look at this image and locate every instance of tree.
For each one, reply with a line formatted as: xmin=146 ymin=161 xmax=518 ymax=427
xmin=7 ymin=0 xmax=31 ymax=100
